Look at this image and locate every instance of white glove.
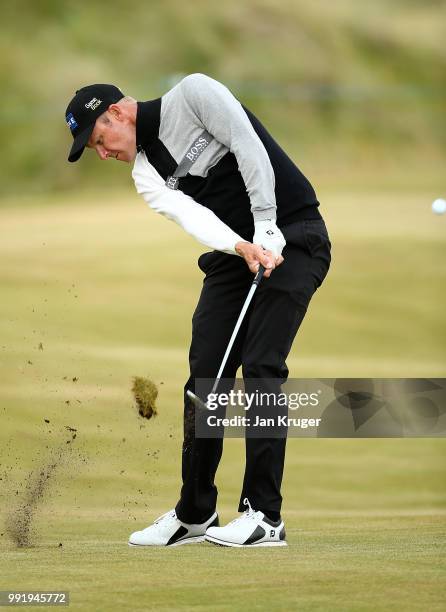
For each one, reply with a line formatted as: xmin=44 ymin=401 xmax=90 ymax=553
xmin=253 ymin=219 xmax=286 ymax=258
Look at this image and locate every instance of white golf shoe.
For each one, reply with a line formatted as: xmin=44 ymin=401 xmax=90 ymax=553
xmin=205 ymin=498 xmax=287 ymax=548
xmin=128 ymin=509 xmax=219 ymax=547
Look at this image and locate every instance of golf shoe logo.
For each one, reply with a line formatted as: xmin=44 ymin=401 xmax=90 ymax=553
xmin=270 ymin=530 xmax=275 ymax=537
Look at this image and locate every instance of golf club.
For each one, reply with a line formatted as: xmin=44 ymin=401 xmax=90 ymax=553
xmin=187 ymin=264 xmax=266 ymax=411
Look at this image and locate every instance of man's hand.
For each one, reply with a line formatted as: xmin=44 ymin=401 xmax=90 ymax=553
xmin=235 ymin=241 xmax=284 ymax=278
xmin=253 ymin=219 xmax=286 ymax=259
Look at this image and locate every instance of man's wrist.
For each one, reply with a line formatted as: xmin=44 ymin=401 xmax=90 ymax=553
xmin=235 ymin=240 xmax=250 ymax=256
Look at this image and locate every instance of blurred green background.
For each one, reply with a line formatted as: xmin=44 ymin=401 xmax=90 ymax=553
xmin=1 ymin=2 xmax=445 ymax=610
xmin=1 ymin=0 xmax=445 ymax=195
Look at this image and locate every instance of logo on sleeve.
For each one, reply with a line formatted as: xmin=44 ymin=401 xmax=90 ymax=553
xmin=66 ymin=113 xmax=78 ymax=132
xmin=166 ymin=176 xmax=179 ymax=190
xmin=185 ymin=136 xmax=211 ymax=162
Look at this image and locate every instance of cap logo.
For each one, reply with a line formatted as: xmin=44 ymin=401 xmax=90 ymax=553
xmin=85 ymin=98 xmax=102 ymax=111
xmin=66 ymin=113 xmax=78 ymax=132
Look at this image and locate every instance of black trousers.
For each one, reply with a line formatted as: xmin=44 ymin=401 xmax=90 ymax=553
xmin=175 ymin=218 xmax=331 ymax=523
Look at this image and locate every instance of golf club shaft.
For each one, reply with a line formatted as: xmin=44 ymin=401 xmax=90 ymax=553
xmin=211 ymin=264 xmax=265 ymax=396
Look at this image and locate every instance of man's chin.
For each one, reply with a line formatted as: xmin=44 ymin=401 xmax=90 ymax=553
xmin=116 ymin=152 xmax=135 ymax=164
xmin=126 ymin=150 xmax=137 ymax=163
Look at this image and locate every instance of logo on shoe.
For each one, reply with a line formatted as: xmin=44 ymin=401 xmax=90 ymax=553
xmin=270 ymin=530 xmax=275 ymax=537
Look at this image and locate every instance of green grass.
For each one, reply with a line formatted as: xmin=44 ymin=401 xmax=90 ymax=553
xmin=0 ymin=190 xmax=445 ymax=610
xmin=1 ymin=514 xmax=444 ymax=611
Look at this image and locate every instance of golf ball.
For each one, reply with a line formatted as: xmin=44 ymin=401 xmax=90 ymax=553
xmin=432 ymin=198 xmax=446 ymax=215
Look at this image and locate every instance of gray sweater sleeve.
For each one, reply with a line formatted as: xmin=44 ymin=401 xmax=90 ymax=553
xmin=179 ymin=73 xmax=277 ymax=222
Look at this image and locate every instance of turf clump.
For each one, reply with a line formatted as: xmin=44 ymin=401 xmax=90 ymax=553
xmin=131 ymin=376 xmax=158 ymax=420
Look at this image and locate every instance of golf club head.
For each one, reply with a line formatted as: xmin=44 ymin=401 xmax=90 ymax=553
xmin=186 ymin=389 xmax=210 ymax=411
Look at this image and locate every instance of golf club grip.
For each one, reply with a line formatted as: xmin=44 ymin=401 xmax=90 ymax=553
xmin=253 ymin=264 xmax=266 ymax=285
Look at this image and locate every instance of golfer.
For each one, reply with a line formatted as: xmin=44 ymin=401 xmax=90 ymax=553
xmin=65 ymin=74 xmax=331 ymax=547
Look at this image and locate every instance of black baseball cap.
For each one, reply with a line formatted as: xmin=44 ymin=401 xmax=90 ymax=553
xmin=65 ymin=84 xmax=124 ymax=162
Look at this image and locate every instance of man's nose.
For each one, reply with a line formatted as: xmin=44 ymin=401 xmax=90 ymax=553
xmin=96 ymin=146 xmax=108 ymax=161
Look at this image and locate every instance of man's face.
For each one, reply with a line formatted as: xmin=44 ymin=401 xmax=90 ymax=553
xmin=87 ymin=105 xmax=136 ymax=163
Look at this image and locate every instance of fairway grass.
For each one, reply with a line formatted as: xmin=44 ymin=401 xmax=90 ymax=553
xmin=1 ymin=190 xmax=445 ymax=610
xmin=1 ymin=513 xmax=445 ymax=611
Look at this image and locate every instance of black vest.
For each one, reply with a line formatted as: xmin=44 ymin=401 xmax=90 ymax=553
xmin=136 ymin=99 xmax=321 ymax=241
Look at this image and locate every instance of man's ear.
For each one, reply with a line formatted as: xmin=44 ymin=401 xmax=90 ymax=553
xmin=108 ymin=103 xmax=124 ymax=120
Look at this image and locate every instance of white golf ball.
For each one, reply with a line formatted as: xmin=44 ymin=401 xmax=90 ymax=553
xmin=432 ymin=198 xmax=446 ymax=215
